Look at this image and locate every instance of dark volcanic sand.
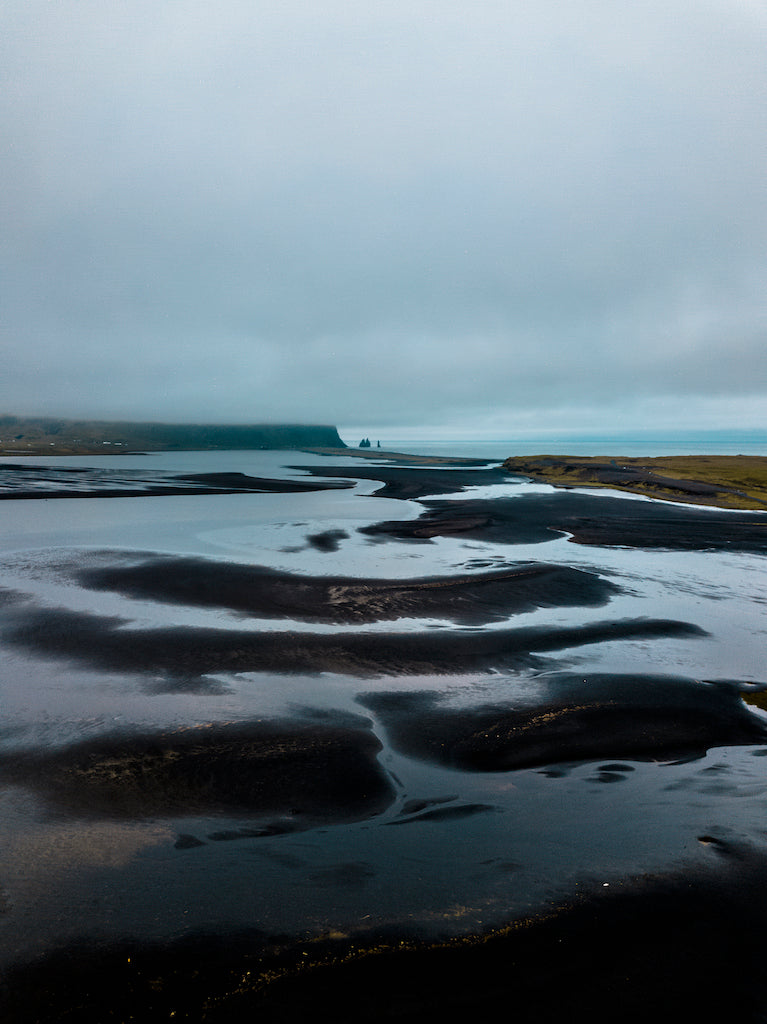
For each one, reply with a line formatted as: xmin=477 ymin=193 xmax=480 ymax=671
xmin=359 ymin=674 xmax=767 ymax=771
xmin=290 ymin=463 xmax=511 ymax=498
xmin=73 ymin=554 xmax=622 ymax=624
xmin=0 ymin=464 xmax=352 ymax=499
xmin=361 ymin=492 xmax=767 ymax=552
xmin=0 ymin=716 xmax=394 ymax=822
xmin=4 ymin=839 xmax=767 ymax=1023
xmin=0 ymin=600 xmax=706 ymax=681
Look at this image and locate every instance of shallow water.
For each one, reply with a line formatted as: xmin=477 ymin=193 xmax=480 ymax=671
xmin=0 ymin=448 xmax=766 ymax=977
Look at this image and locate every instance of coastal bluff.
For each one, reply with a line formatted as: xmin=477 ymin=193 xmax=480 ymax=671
xmin=0 ymin=417 xmax=346 ymax=455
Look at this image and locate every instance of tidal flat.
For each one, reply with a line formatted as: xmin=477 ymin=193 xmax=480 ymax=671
xmin=1 ymin=447 xmax=766 ymax=1020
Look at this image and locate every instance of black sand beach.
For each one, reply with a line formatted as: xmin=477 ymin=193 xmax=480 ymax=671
xmin=4 ymin=839 xmax=767 ymax=1023
xmin=1 ymin=450 xmax=766 ymax=1021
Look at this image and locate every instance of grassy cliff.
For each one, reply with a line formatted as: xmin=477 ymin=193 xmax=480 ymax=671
xmin=0 ymin=417 xmax=346 ymax=455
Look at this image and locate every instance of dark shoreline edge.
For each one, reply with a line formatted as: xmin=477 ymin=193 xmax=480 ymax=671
xmin=4 ymin=838 xmax=767 ymax=1022
xmin=291 ymin=462 xmax=511 ymax=498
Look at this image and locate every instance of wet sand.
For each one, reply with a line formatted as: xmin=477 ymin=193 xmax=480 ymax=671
xmin=0 ymin=464 xmax=352 ymax=499
xmin=4 ymin=838 xmax=767 ymax=1022
xmin=73 ymin=554 xmax=622 ymax=624
xmin=361 ymin=492 xmax=767 ymax=552
xmin=360 ymin=674 xmax=767 ymax=771
xmin=0 ymin=599 xmax=705 ymax=681
xmin=291 ymin=462 xmax=511 ymax=498
xmin=0 ymin=716 xmax=394 ymax=823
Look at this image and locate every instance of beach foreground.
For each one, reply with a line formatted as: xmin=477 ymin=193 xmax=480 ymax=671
xmin=5 ymin=837 xmax=767 ymax=1023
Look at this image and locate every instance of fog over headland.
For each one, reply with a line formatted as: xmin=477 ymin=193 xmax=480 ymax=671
xmin=2 ymin=1 xmax=765 ymax=439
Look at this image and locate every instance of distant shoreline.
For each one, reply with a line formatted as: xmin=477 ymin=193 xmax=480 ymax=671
xmin=0 ymin=416 xmax=345 ymax=455
xmin=299 ymin=446 xmax=489 ymax=465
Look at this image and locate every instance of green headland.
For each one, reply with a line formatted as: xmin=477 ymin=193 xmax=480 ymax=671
xmin=0 ymin=416 xmax=345 ymax=455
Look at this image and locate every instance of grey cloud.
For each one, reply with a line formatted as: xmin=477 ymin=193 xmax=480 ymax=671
xmin=1 ymin=0 xmax=765 ymax=434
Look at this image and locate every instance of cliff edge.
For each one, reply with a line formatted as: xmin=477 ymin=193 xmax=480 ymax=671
xmin=0 ymin=417 xmax=346 ymax=455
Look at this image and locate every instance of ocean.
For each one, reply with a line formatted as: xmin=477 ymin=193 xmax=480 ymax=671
xmin=370 ymin=437 xmax=767 ymax=459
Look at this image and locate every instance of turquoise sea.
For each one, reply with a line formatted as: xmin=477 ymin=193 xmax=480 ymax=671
xmin=361 ymin=437 xmax=767 ymax=460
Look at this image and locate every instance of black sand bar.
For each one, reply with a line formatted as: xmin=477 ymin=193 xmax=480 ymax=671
xmin=0 ymin=717 xmax=394 ymax=821
xmin=0 ymin=604 xmax=706 ymax=680
xmin=290 ymin=463 xmax=512 ymax=498
xmin=359 ymin=673 xmax=767 ymax=771
xmin=74 ymin=554 xmax=621 ymax=624
xmin=0 ymin=464 xmax=352 ymax=499
xmin=361 ymin=492 xmax=767 ymax=552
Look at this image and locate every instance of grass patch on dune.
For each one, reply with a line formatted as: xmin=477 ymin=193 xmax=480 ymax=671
xmin=502 ymin=455 xmax=767 ymax=510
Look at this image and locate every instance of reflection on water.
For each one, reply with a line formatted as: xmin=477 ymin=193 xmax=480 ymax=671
xmin=0 ymin=448 xmax=766 ymax=989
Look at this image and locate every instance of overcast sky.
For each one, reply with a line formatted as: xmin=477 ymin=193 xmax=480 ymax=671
xmin=2 ymin=0 xmax=765 ymax=439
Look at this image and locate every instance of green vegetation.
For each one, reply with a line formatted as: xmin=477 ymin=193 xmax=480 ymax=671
xmin=0 ymin=416 xmax=345 ymax=455
xmin=742 ymin=689 xmax=767 ymax=713
xmin=502 ymin=454 xmax=767 ymax=510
